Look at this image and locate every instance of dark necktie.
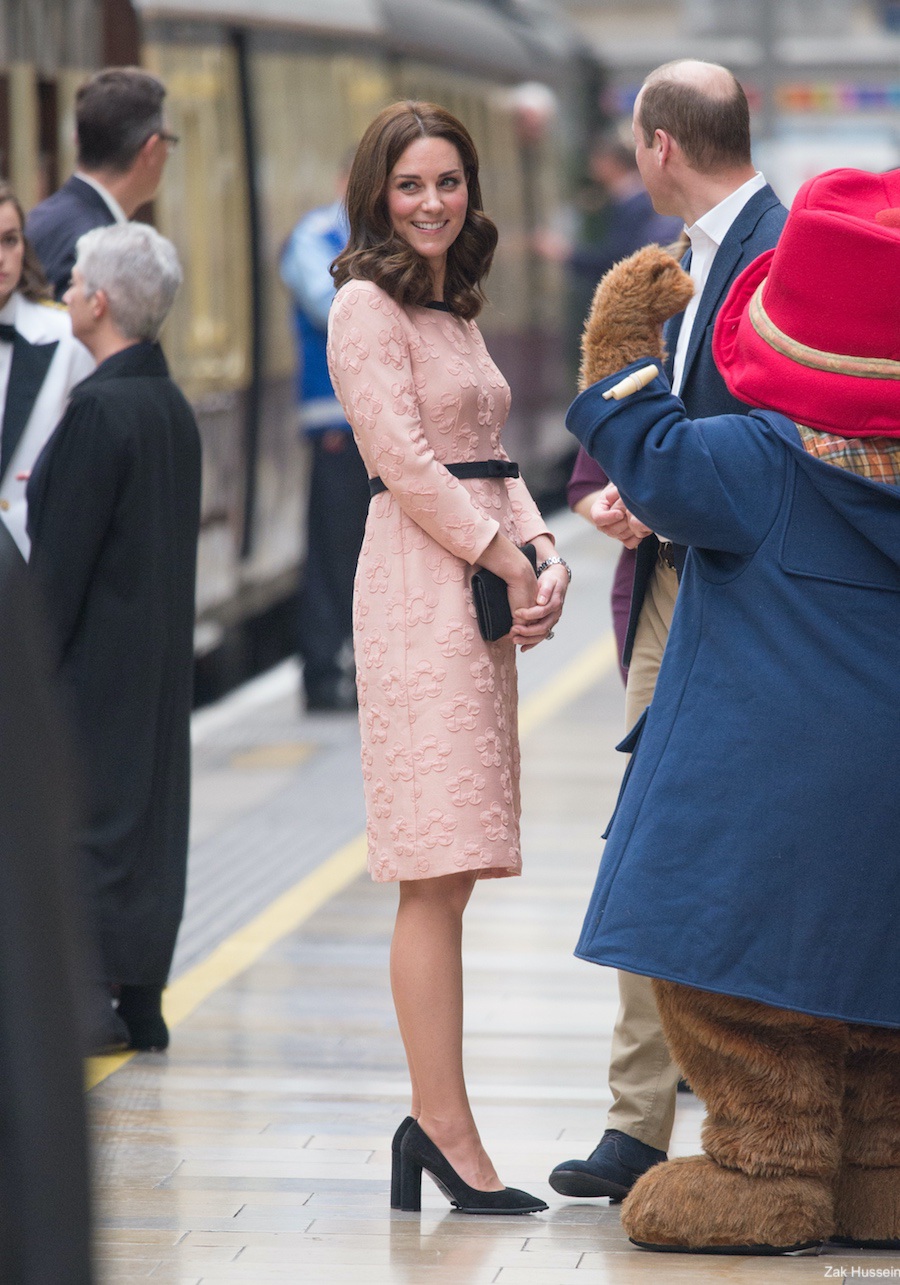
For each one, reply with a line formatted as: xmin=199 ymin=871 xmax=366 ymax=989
xmin=0 ymin=323 xmax=16 ymax=343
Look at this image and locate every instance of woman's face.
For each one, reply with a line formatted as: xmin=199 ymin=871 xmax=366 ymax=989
xmin=0 ymin=201 xmax=24 ymax=309
xmin=386 ymin=136 xmax=468 ymax=288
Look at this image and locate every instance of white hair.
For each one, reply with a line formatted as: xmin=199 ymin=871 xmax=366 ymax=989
xmin=74 ymin=222 xmax=182 ymax=342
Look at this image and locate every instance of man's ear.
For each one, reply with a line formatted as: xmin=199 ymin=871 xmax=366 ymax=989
xmin=653 ymin=129 xmax=672 ymax=166
xmin=135 ymin=132 xmax=160 ymax=170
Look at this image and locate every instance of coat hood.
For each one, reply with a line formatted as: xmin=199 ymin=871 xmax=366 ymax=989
xmin=764 ymin=410 xmax=900 ymax=576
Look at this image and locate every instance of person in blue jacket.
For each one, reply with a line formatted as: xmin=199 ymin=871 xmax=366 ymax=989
xmin=566 ymin=166 xmax=900 ymax=1255
xmin=280 ymin=172 xmax=369 ymax=711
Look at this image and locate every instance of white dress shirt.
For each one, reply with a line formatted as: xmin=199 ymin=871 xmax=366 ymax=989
xmin=671 ymin=171 xmax=767 ymax=396
xmin=0 ymin=294 xmax=94 ymax=554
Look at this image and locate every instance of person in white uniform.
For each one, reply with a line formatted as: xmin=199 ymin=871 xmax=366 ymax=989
xmin=0 ymin=183 xmax=93 ymax=556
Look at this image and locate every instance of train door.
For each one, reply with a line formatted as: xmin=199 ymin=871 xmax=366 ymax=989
xmin=237 ymin=37 xmax=390 ymax=600
xmin=142 ymin=31 xmax=252 ymax=647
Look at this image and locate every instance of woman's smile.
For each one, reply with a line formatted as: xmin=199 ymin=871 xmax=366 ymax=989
xmin=387 ymin=135 xmax=468 ymax=293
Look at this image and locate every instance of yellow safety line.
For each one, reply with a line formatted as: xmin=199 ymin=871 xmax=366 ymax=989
xmin=86 ymin=631 xmax=616 ymax=1091
xmin=518 ymin=633 xmax=617 ymax=739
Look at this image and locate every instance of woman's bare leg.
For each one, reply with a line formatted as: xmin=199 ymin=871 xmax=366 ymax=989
xmin=390 ymin=870 xmax=503 ymax=1191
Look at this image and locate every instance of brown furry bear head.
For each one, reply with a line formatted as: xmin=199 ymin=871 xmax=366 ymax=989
xmin=579 ymin=244 xmax=694 ymax=392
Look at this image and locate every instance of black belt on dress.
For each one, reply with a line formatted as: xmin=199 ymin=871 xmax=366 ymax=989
xmin=368 ymin=458 xmax=519 ymax=498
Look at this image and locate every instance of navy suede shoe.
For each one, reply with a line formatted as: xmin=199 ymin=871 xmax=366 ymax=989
xmin=549 ymin=1129 xmax=667 ymax=1201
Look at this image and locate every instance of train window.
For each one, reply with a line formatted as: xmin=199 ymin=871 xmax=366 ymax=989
xmin=393 ymin=64 xmax=531 ymax=336
xmin=54 ymin=70 xmax=87 ymax=191
xmin=250 ymin=47 xmax=391 ymax=384
xmin=239 ymin=45 xmax=392 ymax=584
xmin=0 ymin=76 xmax=8 ymax=193
xmin=8 ymin=65 xmax=39 ymax=212
xmin=142 ymin=40 xmax=251 ymax=400
xmin=37 ymin=78 xmax=59 ymax=202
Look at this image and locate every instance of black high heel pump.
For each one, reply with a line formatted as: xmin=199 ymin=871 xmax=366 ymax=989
xmin=390 ymin=1116 xmax=416 ymax=1208
xmin=397 ymin=1121 xmax=548 ymax=1214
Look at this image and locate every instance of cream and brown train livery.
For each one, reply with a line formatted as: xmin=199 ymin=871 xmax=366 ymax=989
xmin=0 ymin=0 xmax=599 ymax=695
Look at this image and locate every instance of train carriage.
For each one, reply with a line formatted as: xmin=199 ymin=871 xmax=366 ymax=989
xmin=0 ymin=0 xmax=600 ymax=692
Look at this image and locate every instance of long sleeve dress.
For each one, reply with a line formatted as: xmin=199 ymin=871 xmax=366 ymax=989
xmin=327 ymin=279 xmax=550 ymax=882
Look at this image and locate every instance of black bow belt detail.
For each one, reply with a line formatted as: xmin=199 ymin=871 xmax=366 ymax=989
xmin=368 ymin=458 xmax=519 ymax=498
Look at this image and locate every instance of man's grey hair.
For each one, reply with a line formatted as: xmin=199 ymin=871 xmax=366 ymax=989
xmin=74 ymin=222 xmax=182 ymax=341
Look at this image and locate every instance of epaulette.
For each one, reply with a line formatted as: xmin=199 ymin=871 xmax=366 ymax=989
xmin=38 ymin=299 xmax=67 ymax=311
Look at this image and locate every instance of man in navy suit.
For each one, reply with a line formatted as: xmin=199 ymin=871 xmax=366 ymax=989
xmin=550 ymin=58 xmax=788 ymax=1201
xmin=27 ymin=68 xmax=174 ymax=300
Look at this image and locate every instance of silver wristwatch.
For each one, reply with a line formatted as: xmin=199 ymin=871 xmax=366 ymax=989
xmin=536 ymin=555 xmax=572 ymax=582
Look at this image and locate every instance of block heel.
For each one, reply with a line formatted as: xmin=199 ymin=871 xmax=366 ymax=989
xmin=390 ymin=1116 xmax=416 ymax=1209
xmin=398 ymin=1146 xmax=424 ymax=1211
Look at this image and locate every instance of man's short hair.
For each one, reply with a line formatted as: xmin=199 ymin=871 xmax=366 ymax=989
xmin=76 ymin=68 xmax=167 ymax=173
xmin=638 ymin=62 xmax=751 ymax=173
xmin=75 ymin=222 xmax=182 ymax=342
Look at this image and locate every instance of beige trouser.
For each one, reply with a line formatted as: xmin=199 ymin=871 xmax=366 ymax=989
xmin=606 ymin=559 xmax=681 ymax=1150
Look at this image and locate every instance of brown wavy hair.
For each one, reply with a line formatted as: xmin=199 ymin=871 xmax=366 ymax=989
xmin=332 ymin=101 xmax=497 ymax=320
xmin=0 ymin=184 xmax=51 ymax=302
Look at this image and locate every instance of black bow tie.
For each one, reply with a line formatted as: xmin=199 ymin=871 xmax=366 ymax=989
xmin=0 ymin=323 xmax=16 ymax=343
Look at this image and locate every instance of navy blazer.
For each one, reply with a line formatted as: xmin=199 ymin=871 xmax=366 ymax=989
xmin=622 ymin=183 xmax=787 ymax=666
xmin=26 ymin=177 xmax=116 ymax=301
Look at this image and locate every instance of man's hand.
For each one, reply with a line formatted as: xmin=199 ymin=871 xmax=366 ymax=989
xmin=589 ymin=482 xmax=652 ymax=550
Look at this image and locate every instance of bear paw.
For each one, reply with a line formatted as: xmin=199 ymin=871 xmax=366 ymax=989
xmin=621 ymin=1154 xmax=831 ymax=1255
xmin=834 ymin=1162 xmax=900 ymax=1248
xmin=579 ymin=244 xmax=693 ymax=392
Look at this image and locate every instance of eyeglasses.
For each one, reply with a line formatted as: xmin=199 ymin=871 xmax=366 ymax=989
xmin=159 ymin=131 xmax=180 ymax=150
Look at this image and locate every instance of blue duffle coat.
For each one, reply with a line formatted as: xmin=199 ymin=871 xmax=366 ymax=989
xmin=567 ymin=360 xmax=900 ymax=1028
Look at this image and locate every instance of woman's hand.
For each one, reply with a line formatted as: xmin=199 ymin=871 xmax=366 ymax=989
xmin=511 ymin=562 xmax=568 ymax=651
xmin=505 ymin=561 xmax=540 ymax=627
xmin=476 ymin=533 xmax=539 ymax=640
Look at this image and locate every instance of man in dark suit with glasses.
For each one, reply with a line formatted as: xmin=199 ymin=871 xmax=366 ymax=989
xmin=27 ymin=66 xmax=177 ymax=300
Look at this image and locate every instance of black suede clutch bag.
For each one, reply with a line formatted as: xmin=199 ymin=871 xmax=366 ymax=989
xmin=471 ymin=543 xmax=538 ymax=642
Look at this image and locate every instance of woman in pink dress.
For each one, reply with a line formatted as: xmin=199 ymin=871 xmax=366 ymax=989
xmin=327 ymin=101 xmax=569 ymax=1214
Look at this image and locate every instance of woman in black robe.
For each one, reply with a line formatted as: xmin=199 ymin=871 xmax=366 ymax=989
xmin=27 ymin=221 xmax=201 ymax=1053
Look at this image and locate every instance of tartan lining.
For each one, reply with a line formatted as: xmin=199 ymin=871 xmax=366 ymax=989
xmin=797 ymin=424 xmax=900 ymax=485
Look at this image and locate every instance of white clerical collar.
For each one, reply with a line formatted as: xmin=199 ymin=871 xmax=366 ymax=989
xmin=686 ymin=171 xmax=767 ymax=251
xmin=74 ymin=172 xmax=129 ymax=225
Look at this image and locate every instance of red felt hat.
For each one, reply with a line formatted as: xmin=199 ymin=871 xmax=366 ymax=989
xmin=713 ymin=167 xmax=900 ymax=437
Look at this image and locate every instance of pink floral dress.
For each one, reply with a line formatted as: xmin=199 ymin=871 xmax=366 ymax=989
xmin=327 ymin=280 xmax=549 ymax=882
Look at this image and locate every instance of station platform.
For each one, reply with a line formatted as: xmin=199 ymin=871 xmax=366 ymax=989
xmin=88 ymin=517 xmax=896 ymax=1284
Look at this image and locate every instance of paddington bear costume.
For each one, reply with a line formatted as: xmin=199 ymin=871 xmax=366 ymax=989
xmin=566 ymin=167 xmax=900 ymax=1254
